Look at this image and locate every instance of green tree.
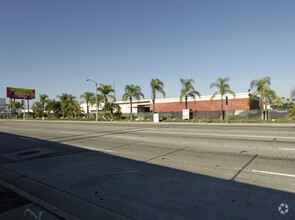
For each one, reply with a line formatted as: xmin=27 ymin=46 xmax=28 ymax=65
xmin=250 ymin=76 xmax=278 ymax=120
xmin=66 ymin=94 xmax=78 ymax=118
xmin=57 ymin=93 xmax=69 ymax=118
xmin=102 ymin=102 xmax=122 ymax=119
xmin=210 ymin=77 xmax=235 ymax=120
xmin=5 ymin=100 xmax=21 ymax=116
xmin=90 ymin=94 xmax=104 ymax=118
xmin=180 ymin=78 xmax=201 ymax=110
xmin=32 ymin=101 xmax=43 ymax=118
xmin=80 ymin=92 xmax=95 ymax=118
xmin=56 ymin=93 xmax=77 ymax=118
xmin=150 ymin=78 xmax=165 ymax=114
xmin=46 ymin=99 xmax=61 ymax=118
xmin=97 ymin=84 xmax=115 ymax=115
xmin=97 ymin=84 xmax=115 ymax=104
xmin=39 ymin=94 xmax=49 ymax=118
xmin=122 ymin=84 xmax=144 ymax=120
xmin=73 ymin=101 xmax=84 ymax=118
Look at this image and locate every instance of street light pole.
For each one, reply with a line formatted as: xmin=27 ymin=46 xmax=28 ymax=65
xmin=86 ymin=78 xmax=98 ymax=122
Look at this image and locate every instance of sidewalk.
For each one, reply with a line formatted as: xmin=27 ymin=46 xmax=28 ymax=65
xmin=1 ymin=119 xmax=295 ymax=127
xmin=0 ymin=181 xmax=70 ymax=220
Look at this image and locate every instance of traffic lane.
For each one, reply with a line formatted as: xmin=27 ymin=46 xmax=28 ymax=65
xmin=1 ymin=121 xmax=294 ymax=193
xmin=51 ymin=129 xmax=295 ymax=193
xmin=1 ymin=122 xmax=295 ymax=144
xmin=2 ymin=148 xmax=294 ymax=220
xmin=1 ymin=120 xmax=295 ymax=133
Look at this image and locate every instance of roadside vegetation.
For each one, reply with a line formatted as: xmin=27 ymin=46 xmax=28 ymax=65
xmin=4 ymin=77 xmax=295 ymax=122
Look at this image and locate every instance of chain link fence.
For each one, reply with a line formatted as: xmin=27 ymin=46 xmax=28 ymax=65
xmin=121 ymin=109 xmax=292 ymax=121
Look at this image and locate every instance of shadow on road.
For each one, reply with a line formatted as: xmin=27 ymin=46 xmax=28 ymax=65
xmin=0 ymin=132 xmax=294 ymax=219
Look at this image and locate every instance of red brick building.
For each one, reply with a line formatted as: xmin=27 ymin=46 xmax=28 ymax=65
xmin=114 ymin=93 xmax=259 ymax=114
xmin=149 ymin=93 xmax=259 ymax=113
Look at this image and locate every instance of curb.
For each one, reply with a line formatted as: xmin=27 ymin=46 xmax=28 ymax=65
xmin=1 ymin=119 xmax=295 ymax=127
xmin=0 ymin=179 xmax=78 ymax=220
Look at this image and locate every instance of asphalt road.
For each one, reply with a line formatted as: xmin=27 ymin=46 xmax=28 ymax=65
xmin=0 ymin=120 xmax=294 ymax=219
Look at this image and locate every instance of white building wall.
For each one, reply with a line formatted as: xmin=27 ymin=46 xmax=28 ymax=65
xmin=80 ymin=93 xmax=254 ymax=114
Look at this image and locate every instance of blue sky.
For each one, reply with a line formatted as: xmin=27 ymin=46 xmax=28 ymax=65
xmin=0 ymin=0 xmax=294 ymax=103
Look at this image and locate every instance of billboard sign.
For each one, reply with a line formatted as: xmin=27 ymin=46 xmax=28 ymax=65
xmin=6 ymin=87 xmax=35 ymax=99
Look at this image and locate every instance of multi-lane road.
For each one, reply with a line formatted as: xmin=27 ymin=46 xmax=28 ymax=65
xmin=0 ymin=120 xmax=294 ymax=219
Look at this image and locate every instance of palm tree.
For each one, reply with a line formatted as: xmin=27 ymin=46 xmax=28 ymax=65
xmin=150 ymin=78 xmax=165 ymax=114
xmin=210 ymin=77 xmax=235 ymax=120
xmin=80 ymin=92 xmax=95 ymax=118
xmin=46 ymin=99 xmax=61 ymax=118
xmin=180 ymin=78 xmax=201 ymax=110
xmin=66 ymin=94 xmax=77 ymax=118
xmin=250 ymin=76 xmax=278 ymax=120
xmin=32 ymin=101 xmax=43 ymax=118
xmin=57 ymin=93 xmax=69 ymax=118
xmin=91 ymin=94 xmax=104 ymax=118
xmin=97 ymin=84 xmax=115 ymax=104
xmin=97 ymin=84 xmax=115 ymax=116
xmin=73 ymin=101 xmax=84 ymax=118
xmin=122 ymin=84 xmax=144 ymax=120
xmin=39 ymin=94 xmax=48 ymax=118
xmin=5 ymin=100 xmax=21 ymax=116
xmin=102 ymin=102 xmax=122 ymax=119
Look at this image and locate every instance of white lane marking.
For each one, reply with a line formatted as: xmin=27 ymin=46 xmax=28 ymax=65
xmin=279 ymin=148 xmax=295 ymax=151
xmin=83 ymin=147 xmax=114 ymax=153
xmin=138 ymin=130 xmax=295 ymax=140
xmin=20 ymin=137 xmax=35 ymax=141
xmin=252 ymin=170 xmax=295 ymax=178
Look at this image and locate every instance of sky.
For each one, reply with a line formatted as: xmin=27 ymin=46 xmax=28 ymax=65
xmin=0 ymin=0 xmax=294 ymax=104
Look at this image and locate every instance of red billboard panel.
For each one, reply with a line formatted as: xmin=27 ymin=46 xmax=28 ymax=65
xmin=6 ymin=87 xmax=35 ymax=99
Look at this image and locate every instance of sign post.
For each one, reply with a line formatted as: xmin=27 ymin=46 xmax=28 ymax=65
xmin=182 ymin=109 xmax=190 ymax=120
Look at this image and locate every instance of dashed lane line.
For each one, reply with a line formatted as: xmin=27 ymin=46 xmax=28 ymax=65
xmin=252 ymin=170 xmax=295 ymax=178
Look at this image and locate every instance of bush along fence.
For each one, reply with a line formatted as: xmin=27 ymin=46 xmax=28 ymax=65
xmin=122 ymin=109 xmax=292 ymax=121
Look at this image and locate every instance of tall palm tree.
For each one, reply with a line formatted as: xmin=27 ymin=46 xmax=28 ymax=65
xmin=80 ymin=92 xmax=95 ymax=118
xmin=150 ymin=78 xmax=165 ymax=114
xmin=122 ymin=84 xmax=144 ymax=120
xmin=73 ymin=101 xmax=84 ymax=118
xmin=210 ymin=77 xmax=235 ymax=120
xmin=180 ymin=78 xmax=201 ymax=110
xmin=57 ymin=93 xmax=69 ymax=118
xmin=250 ymin=76 xmax=277 ymax=120
xmin=32 ymin=101 xmax=43 ymax=118
xmin=97 ymin=84 xmax=115 ymax=104
xmin=46 ymin=99 xmax=61 ymax=118
xmin=66 ymin=94 xmax=77 ymax=118
xmin=97 ymin=84 xmax=115 ymax=115
xmin=39 ymin=94 xmax=48 ymax=118
xmin=102 ymin=102 xmax=122 ymax=119
xmin=6 ymin=100 xmax=21 ymax=116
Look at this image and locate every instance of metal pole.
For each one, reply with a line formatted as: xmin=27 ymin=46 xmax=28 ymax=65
xmin=86 ymin=78 xmax=98 ymax=122
xmin=226 ymin=96 xmax=228 ymax=124
xmin=96 ymin=82 xmax=98 ymax=122
xmin=27 ymin=99 xmax=29 ymax=119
